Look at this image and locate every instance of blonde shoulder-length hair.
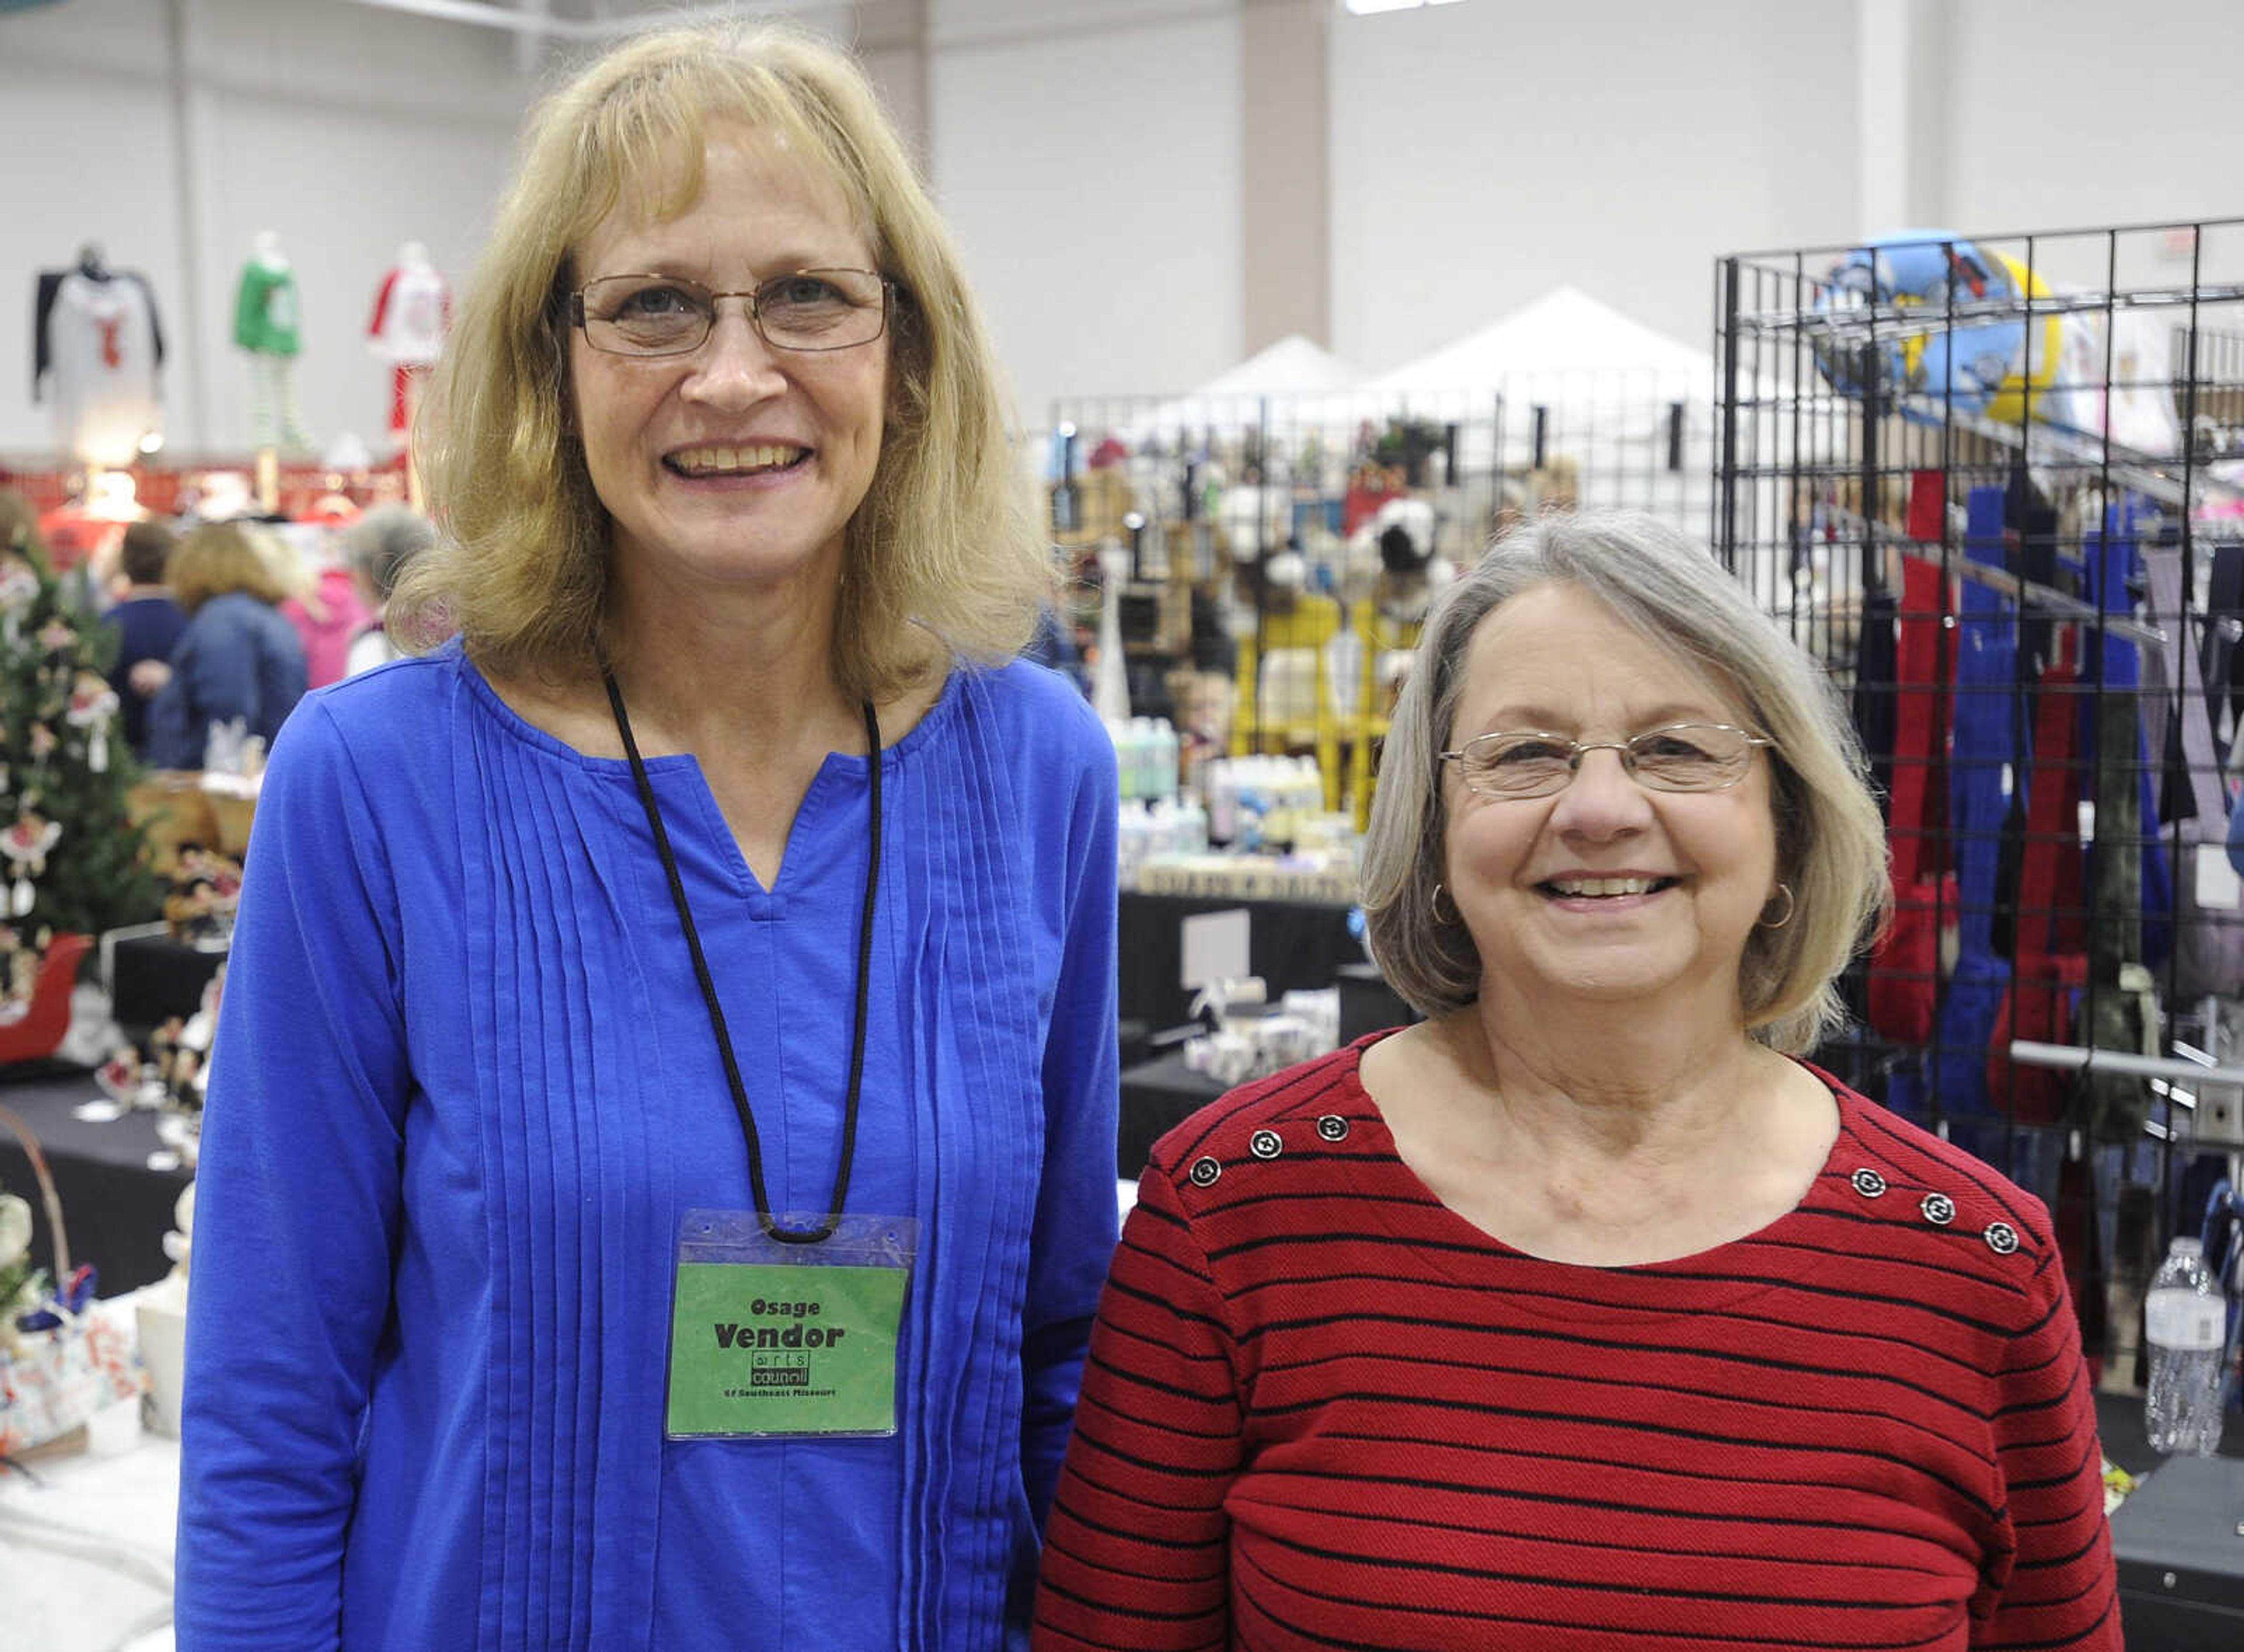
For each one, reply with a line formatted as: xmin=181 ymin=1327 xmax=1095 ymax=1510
xmin=393 ymin=21 xmax=1052 ymax=701
xmin=169 ymin=522 xmax=290 ymax=615
xmin=1360 ymin=511 xmax=1892 ymax=1055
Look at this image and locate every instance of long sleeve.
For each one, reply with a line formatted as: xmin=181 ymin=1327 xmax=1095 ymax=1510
xmin=1021 ymin=719 xmax=1121 ymax=1529
xmin=130 ymin=271 xmax=165 ymax=370
xmin=1034 ymin=1163 xmax=1243 ymax=1651
xmin=175 ymin=698 xmax=411 ymax=1648
xmin=144 ymin=674 xmax=193 ymax=770
xmin=367 ymin=269 xmax=397 ymax=339
xmin=32 ymin=271 xmax=62 ymax=399
xmin=1972 ymin=1227 xmax=2122 ymax=1648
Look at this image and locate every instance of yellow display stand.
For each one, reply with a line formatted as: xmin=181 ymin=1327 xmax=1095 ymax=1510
xmin=1230 ymin=591 xmax=1339 ymax=768
xmin=1230 ymin=594 xmax=1425 ymax=826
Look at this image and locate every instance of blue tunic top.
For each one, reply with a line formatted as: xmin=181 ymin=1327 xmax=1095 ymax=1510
xmin=175 ymin=643 xmax=1121 ymax=1651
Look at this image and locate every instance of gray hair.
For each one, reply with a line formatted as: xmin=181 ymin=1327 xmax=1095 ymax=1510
xmin=340 ymin=505 xmax=438 ymax=604
xmin=1360 ymin=510 xmax=1890 ymax=1054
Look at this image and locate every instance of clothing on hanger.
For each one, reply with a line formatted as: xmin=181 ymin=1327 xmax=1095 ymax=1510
xmin=31 ymin=262 xmax=166 ymax=466
xmin=234 ymin=258 xmax=302 ymax=358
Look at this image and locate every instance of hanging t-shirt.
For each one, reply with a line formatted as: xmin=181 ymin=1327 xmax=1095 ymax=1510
xmin=32 ymin=268 xmax=166 ymax=467
xmin=234 ymin=260 xmax=302 ymax=357
xmin=366 ymin=262 xmax=450 ymax=366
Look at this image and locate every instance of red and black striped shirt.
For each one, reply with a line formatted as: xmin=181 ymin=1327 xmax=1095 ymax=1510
xmin=1036 ymin=1035 xmax=2119 ymax=1651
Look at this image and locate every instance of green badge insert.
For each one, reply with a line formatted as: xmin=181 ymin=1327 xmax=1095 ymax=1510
xmin=666 ymin=1211 xmax=916 ymax=1439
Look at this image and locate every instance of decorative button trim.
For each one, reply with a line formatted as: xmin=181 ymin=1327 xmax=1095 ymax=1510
xmin=1249 ymin=1128 xmax=1283 ymax=1161
xmin=1316 ymin=1114 xmax=1350 ymax=1142
xmin=1187 ymin=1156 xmax=1221 ymax=1187
xmin=1983 ymin=1221 xmax=2020 ymax=1255
xmin=1920 ymin=1193 xmax=1956 ymax=1227
xmin=1851 ymin=1168 xmax=1888 ymax=1199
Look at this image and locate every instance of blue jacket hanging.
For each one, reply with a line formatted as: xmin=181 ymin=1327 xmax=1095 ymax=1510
xmin=1930 ymin=487 xmax=2016 ymax=1142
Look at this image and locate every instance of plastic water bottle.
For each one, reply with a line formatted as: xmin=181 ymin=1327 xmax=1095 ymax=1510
xmin=2144 ymin=1237 xmax=2226 ymax=1457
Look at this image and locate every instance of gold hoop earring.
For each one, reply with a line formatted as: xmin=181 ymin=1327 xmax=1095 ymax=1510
xmin=1431 ymin=882 xmax=1460 ymax=926
xmin=1760 ymin=882 xmax=1795 ymax=930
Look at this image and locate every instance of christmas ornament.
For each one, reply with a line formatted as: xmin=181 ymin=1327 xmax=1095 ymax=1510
xmin=65 ymin=673 xmax=119 ymax=774
xmin=1 ymin=814 xmax=60 ymax=917
xmin=0 ymin=560 xmax=36 ymax=650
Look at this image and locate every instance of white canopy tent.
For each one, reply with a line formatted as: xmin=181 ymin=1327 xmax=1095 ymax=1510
xmin=1359 ymin=286 xmax=1723 ymax=543
xmin=1195 ymin=334 xmax=1363 ymax=397
xmin=1369 ymin=285 xmax=1713 ymax=394
xmin=1113 ymin=334 xmax=1373 ymax=440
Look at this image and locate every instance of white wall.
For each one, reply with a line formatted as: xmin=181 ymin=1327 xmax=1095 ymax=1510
xmin=1328 ymin=0 xmax=1862 ymax=375
xmin=1948 ymin=0 xmax=2240 ymax=238
xmin=0 ymin=0 xmax=527 ymax=460
xmin=928 ymin=0 xmax=1242 ymax=423
xmin=4 ymin=0 xmax=2238 ymax=463
xmin=1 ymin=0 xmax=185 ymax=457
xmin=1944 ymin=0 xmax=2244 ymax=295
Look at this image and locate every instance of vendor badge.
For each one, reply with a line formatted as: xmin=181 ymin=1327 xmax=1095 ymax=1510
xmin=666 ymin=1211 xmax=915 ymax=1439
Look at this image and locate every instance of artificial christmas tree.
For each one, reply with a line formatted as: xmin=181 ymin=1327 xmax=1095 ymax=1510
xmin=0 ymin=505 xmax=163 ymax=1050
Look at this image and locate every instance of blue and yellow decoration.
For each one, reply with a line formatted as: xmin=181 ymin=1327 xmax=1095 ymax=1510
xmin=1812 ymin=232 xmax=2060 ymax=425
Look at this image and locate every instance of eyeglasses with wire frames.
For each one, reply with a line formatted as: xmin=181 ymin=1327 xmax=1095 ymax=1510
xmin=1439 ymin=722 xmax=1775 ymax=799
xmin=569 ymin=269 xmax=896 ymax=357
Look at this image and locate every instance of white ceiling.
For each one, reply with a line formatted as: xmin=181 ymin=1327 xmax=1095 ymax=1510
xmin=334 ymin=0 xmax=843 ymax=41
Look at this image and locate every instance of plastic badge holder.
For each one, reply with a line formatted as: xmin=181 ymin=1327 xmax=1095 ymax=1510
xmin=666 ymin=1210 xmax=918 ymax=1441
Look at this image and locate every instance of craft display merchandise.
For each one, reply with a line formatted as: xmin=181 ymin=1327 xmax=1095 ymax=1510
xmin=0 ymin=1177 xmax=141 ymax=1457
xmin=138 ymin=1182 xmax=193 ymax=1438
xmin=0 ymin=922 xmax=55 ymax=1026
xmin=96 ymin=964 xmax=221 ymax=1170
xmin=1180 ymin=978 xmax=1342 ymax=1087
xmin=0 ymin=1185 xmax=41 ymax=1348
xmin=162 ymin=844 xmax=242 ymax=948
xmin=1135 ymin=853 xmax=1359 ymax=904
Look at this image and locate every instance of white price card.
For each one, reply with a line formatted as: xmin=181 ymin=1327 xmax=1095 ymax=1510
xmin=1180 ymin=908 xmax=1250 ymax=990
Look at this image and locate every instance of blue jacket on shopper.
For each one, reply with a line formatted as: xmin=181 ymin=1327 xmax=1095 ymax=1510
xmin=147 ymin=590 xmax=309 ymax=770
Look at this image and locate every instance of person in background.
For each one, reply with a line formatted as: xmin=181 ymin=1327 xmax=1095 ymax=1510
xmin=102 ymin=517 xmax=188 ymax=760
xmin=146 ymin=521 xmax=308 ymax=770
xmin=338 ymin=503 xmax=437 ymax=676
xmin=1038 ymin=511 xmax=2119 ymax=1651
xmin=2227 ymin=736 xmax=2244 ymax=878
xmin=272 ymin=523 xmax=373 ymax=689
xmin=175 ymin=21 xmax=1119 ymax=1652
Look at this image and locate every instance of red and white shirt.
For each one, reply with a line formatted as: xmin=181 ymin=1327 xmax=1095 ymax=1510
xmin=34 ymin=269 xmax=164 ymax=466
xmin=366 ymin=262 xmax=451 ymax=366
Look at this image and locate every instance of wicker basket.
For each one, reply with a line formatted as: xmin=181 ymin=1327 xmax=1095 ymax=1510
xmin=0 ymin=1104 xmax=147 ymax=1460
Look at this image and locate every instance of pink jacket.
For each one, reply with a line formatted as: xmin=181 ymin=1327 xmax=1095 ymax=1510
xmin=281 ymin=567 xmax=373 ymax=690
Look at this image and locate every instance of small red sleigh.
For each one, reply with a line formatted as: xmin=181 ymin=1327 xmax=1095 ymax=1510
xmin=0 ymin=932 xmax=89 ymax=1064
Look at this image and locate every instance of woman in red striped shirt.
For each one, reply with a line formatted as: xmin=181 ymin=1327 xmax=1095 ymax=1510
xmin=1037 ymin=511 xmax=2119 ymax=1651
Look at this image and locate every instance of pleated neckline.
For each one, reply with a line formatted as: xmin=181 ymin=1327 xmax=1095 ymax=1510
xmin=446 ymin=638 xmax=968 ymax=779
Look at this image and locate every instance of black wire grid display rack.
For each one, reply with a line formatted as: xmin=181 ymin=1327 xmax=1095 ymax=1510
xmin=1044 ymin=375 xmax=1713 ymax=821
xmin=1713 ymin=220 xmax=2244 ymax=1376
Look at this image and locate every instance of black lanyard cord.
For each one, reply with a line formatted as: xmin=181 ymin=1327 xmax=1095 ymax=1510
xmin=603 ymin=669 xmax=882 ymax=1246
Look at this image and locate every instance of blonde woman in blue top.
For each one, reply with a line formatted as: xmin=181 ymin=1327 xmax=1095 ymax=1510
xmin=175 ymin=23 xmax=1120 ymax=1651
